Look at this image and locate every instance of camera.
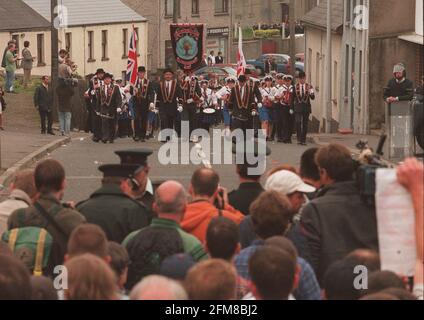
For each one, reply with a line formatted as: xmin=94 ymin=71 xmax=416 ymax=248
xmin=354 ymin=135 xmax=392 ymax=205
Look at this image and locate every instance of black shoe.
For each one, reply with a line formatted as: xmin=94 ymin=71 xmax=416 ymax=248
xmin=109 ymin=140 xmax=114 ymax=144
xmin=102 ymin=140 xmax=108 ymax=144
xmin=41 ymin=131 xmax=46 ymax=134
xmin=48 ymin=131 xmax=55 ymax=136
xmin=92 ymin=137 xmax=100 ymax=143
xmin=140 ymin=138 xmax=146 ymax=142
xmin=298 ymin=141 xmax=302 ymax=145
xmin=301 ymin=142 xmax=307 ymax=146
xmin=133 ymin=137 xmax=140 ymax=142
xmin=277 ymin=139 xmax=284 ymax=143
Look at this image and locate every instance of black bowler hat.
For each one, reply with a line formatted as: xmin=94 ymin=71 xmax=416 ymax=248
xmin=98 ymin=164 xmax=140 ymax=178
xmin=115 ymin=149 xmax=153 ymax=167
xmin=96 ymin=68 xmax=105 ymax=75
xmin=244 ymin=68 xmax=252 ymax=75
xmin=138 ymin=66 xmax=146 ymax=73
xmin=104 ymin=73 xmax=113 ymax=79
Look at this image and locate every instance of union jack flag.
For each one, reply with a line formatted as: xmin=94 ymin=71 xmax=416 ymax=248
xmin=126 ymin=26 xmax=138 ymax=85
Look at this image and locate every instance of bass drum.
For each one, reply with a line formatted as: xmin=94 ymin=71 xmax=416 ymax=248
xmin=413 ymin=97 xmax=424 ymax=149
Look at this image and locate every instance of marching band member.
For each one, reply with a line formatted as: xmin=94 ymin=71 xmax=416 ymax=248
xmin=180 ymin=74 xmax=202 ymax=137
xmin=294 ymin=71 xmax=315 ymax=145
xmin=132 ymin=66 xmax=155 ymax=142
xmin=116 ymin=79 xmax=133 ymax=138
xmin=215 ymin=76 xmax=236 ymax=136
xmin=274 ymin=74 xmax=294 ymax=143
xmin=199 ymin=80 xmax=218 ymax=133
xmin=228 ymin=75 xmax=258 ymax=137
xmin=259 ymin=75 xmax=276 ymax=141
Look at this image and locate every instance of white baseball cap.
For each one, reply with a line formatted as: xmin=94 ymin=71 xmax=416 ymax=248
xmin=265 ymin=170 xmax=316 ymax=195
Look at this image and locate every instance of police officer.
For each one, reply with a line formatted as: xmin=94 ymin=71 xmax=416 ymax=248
xmin=76 ymin=164 xmax=151 ymax=243
xmin=114 ymin=148 xmax=155 ymax=214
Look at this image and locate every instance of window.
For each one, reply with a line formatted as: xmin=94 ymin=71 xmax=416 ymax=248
xmin=122 ymin=28 xmax=128 ymax=58
xmin=37 ymin=34 xmax=45 ymax=65
xmin=102 ymin=30 xmax=108 ymax=60
xmin=12 ymin=34 xmax=20 ymax=54
xmin=88 ymin=31 xmax=94 ymax=61
xmin=165 ymin=0 xmax=180 ymax=17
xmin=192 ymin=0 xmax=199 ymax=15
xmin=346 ymin=0 xmax=351 ymax=23
xmin=65 ymin=32 xmax=72 ymax=57
xmin=215 ymin=0 xmax=229 ymax=14
xmin=359 ymin=50 xmax=363 ymax=104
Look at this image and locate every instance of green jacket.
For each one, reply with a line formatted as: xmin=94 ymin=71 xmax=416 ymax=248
xmin=8 ymin=194 xmax=86 ymax=274
xmin=5 ymin=51 xmax=16 ymax=73
xmin=76 ymin=184 xmax=152 ymax=244
xmin=123 ymin=217 xmax=208 ymax=262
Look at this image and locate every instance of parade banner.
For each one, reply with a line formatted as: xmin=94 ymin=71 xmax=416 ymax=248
xmin=170 ymin=23 xmax=204 ymax=72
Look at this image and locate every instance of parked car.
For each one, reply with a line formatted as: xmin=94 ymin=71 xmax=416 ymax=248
xmin=247 ymin=53 xmax=304 ymax=76
xmin=194 ymin=66 xmax=237 ymax=81
xmin=215 ymin=64 xmax=259 ymax=78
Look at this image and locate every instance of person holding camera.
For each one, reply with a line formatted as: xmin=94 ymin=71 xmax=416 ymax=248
xmin=181 ymin=168 xmax=244 ymax=244
xmin=300 ymin=143 xmax=379 ymax=285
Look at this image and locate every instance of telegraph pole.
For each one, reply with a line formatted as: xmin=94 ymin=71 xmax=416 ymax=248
xmin=51 ymin=0 xmax=59 ymax=118
xmin=325 ymin=0 xmax=333 ymax=133
xmin=289 ymin=0 xmax=296 ymax=76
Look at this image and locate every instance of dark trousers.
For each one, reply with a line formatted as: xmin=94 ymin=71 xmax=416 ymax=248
xmin=281 ymin=107 xmax=292 ymax=142
xmin=134 ymin=106 xmax=148 ymax=139
xmin=39 ymin=110 xmax=53 ymax=133
xmin=181 ymin=103 xmax=199 ymax=136
xmin=159 ymin=111 xmax=177 ymax=141
xmin=274 ymin=106 xmax=284 ymax=140
xmin=295 ymin=112 xmax=310 ymax=143
xmin=118 ymin=119 xmax=133 ymax=137
xmin=232 ymin=117 xmax=254 ymax=141
xmin=91 ymin=108 xmax=102 ymax=141
xmin=101 ymin=117 xmax=115 ymax=142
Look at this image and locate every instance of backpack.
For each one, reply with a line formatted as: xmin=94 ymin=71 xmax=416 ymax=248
xmin=2 ymin=226 xmax=53 ymax=276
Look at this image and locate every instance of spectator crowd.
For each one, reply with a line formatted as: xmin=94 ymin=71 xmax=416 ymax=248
xmin=0 ymin=143 xmax=422 ymax=301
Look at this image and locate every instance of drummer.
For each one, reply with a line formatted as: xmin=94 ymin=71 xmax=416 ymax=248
xmin=215 ymin=76 xmax=237 ymax=136
xmin=200 ymin=79 xmax=218 ymax=132
xmin=259 ymin=75 xmax=276 ymax=141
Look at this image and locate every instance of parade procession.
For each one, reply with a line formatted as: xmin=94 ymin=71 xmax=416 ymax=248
xmin=0 ymin=0 xmax=423 ymax=311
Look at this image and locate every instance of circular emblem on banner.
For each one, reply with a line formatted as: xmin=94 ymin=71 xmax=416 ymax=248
xmin=176 ymin=35 xmax=198 ymax=61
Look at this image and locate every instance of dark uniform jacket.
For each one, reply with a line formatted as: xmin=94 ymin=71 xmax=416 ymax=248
xmin=300 ymin=181 xmax=379 ymax=285
xmin=97 ymin=84 xmax=122 ymax=118
xmin=132 ymin=77 xmax=155 ymax=109
xmin=76 ymin=184 xmax=151 ymax=243
xmin=228 ymin=182 xmax=264 ymax=216
xmin=8 ymin=194 xmax=86 ymax=275
xmin=156 ymin=80 xmax=183 ymax=117
xmin=34 ymin=84 xmax=53 ymax=112
xmin=294 ymin=83 xmax=315 ymax=114
xmin=228 ymin=83 xmax=258 ymax=121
